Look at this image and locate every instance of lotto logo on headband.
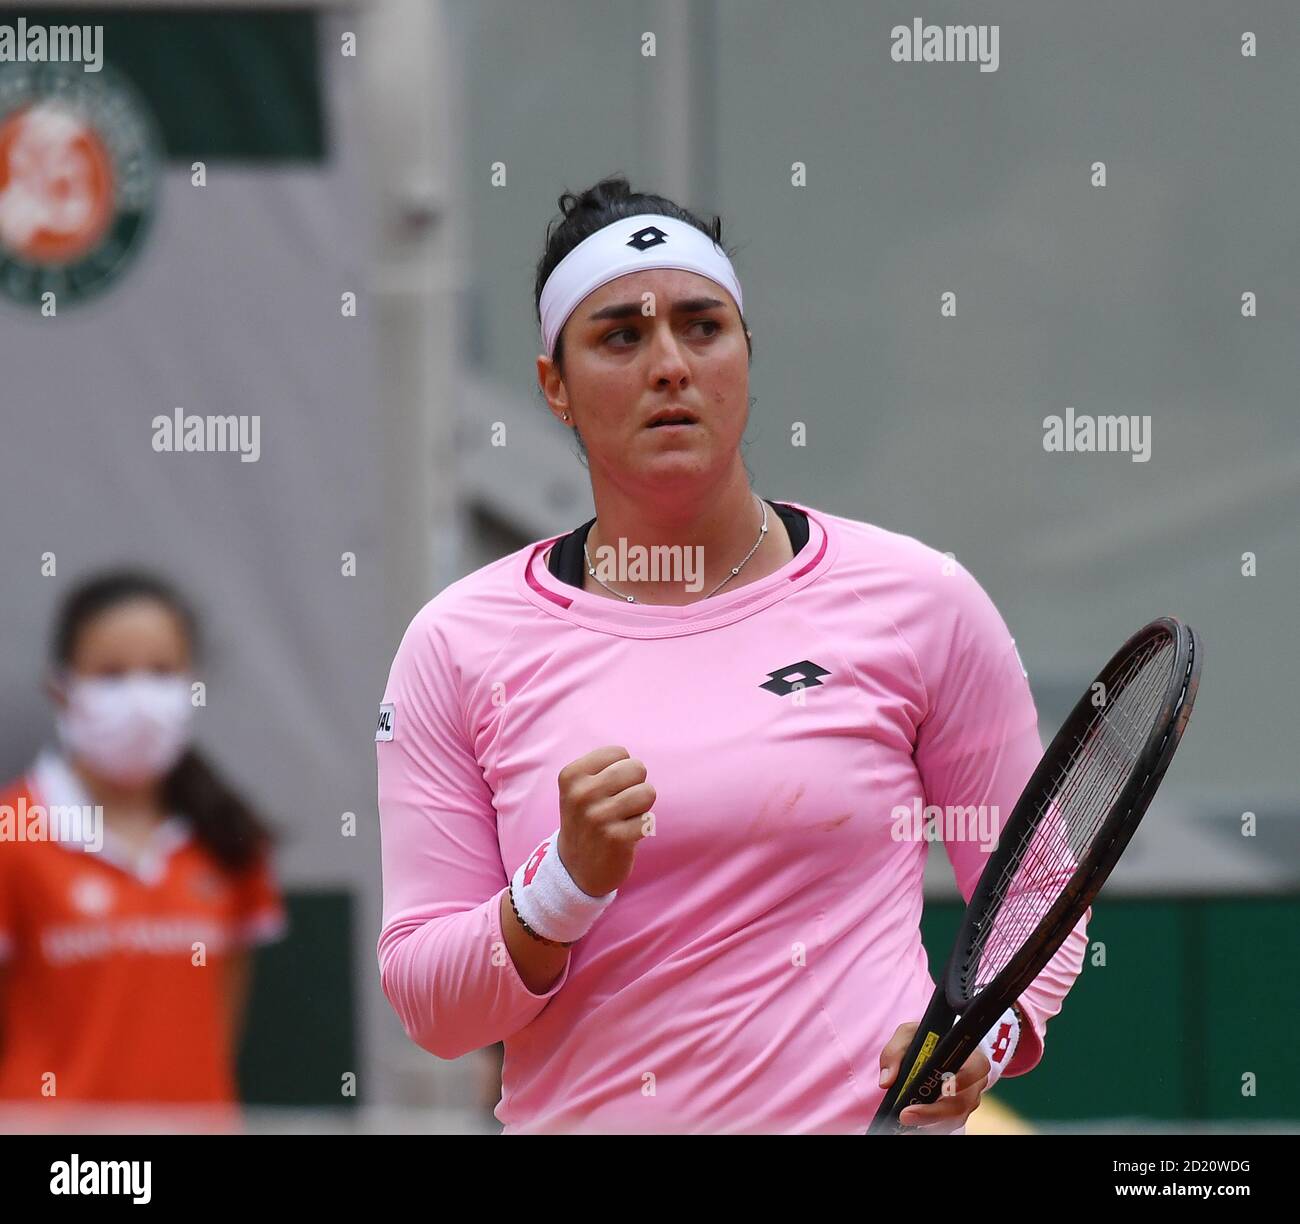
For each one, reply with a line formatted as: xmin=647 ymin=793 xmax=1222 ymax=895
xmin=626 ymin=225 xmax=668 ymax=252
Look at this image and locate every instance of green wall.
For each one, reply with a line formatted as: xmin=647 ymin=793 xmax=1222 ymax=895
xmin=237 ymin=891 xmax=357 ymax=1109
xmin=238 ymin=892 xmax=1296 ymax=1120
xmin=921 ymin=897 xmax=1300 ymax=1123
xmin=0 ymin=7 xmax=325 ymax=161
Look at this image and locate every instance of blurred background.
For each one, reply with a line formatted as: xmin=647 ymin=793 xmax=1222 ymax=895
xmin=0 ymin=0 xmax=1296 ymax=1134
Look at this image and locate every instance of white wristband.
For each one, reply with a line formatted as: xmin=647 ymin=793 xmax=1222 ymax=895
xmin=510 ymin=830 xmax=617 ymax=944
xmin=978 ymin=1005 xmax=1021 ymax=1086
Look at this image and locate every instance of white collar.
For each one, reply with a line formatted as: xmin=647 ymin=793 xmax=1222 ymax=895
xmin=28 ymin=747 xmax=193 ymax=885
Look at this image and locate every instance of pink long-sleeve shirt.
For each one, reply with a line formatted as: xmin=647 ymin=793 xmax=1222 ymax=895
xmin=375 ymin=499 xmax=1089 ymax=1133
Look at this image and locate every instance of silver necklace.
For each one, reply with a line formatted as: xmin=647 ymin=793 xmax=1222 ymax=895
xmin=583 ymin=494 xmax=769 ymax=603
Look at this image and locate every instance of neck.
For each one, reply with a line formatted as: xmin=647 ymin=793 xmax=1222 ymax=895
xmin=584 ymin=465 xmax=781 ymax=605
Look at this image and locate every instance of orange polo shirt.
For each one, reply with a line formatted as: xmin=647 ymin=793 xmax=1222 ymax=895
xmin=0 ymin=750 xmax=287 ymax=1105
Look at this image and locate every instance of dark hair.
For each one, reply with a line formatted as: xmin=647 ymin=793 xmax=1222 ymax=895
xmin=534 ymin=174 xmax=754 ymax=463
xmin=51 ymin=568 xmax=276 ymax=874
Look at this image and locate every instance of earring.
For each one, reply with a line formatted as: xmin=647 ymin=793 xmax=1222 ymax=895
xmin=561 ymin=413 xmax=569 ymax=422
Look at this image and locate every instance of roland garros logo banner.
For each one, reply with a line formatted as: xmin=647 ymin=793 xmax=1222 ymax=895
xmin=0 ymin=7 xmax=324 ymax=312
xmin=0 ymin=57 xmax=159 ymax=308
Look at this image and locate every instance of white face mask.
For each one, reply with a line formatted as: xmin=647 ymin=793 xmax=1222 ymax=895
xmin=55 ymin=673 xmax=194 ymax=785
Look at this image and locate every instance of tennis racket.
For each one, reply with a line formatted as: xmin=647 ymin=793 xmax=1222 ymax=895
xmin=869 ymin=615 xmax=1203 ymax=1134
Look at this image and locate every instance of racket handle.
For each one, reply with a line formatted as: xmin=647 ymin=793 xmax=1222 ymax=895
xmin=868 ymin=990 xmax=956 ymax=1134
xmin=875 ymin=1026 xmax=984 ymax=1134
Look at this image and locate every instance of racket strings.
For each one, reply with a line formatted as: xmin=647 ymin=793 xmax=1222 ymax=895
xmin=980 ymin=641 xmax=1170 ymax=935
xmin=970 ymin=639 xmax=1173 ymax=978
xmin=965 ymin=636 xmax=1176 ymax=995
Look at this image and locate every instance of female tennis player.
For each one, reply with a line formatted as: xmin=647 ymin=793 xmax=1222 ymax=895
xmin=375 ymin=176 xmax=1090 ymax=1135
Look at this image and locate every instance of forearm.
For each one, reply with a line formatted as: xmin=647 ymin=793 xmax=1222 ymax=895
xmin=499 ymin=890 xmax=569 ymax=995
xmin=378 ymin=891 xmax=573 ymax=1060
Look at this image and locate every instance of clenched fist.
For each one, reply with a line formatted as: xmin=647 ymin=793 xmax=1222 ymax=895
xmin=555 ymin=745 xmax=656 ymax=897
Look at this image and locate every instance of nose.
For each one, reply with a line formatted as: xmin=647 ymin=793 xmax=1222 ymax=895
xmin=645 ymin=318 xmax=691 ymax=388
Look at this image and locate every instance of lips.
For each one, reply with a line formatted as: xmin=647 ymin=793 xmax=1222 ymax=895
xmin=646 ymin=409 xmax=698 ymax=428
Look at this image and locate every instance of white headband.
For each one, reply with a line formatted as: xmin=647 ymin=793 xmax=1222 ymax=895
xmin=538 ymin=213 xmax=744 ymax=359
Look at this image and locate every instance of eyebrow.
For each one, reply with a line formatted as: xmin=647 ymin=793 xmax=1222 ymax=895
xmin=586 ymin=296 xmax=727 ymax=322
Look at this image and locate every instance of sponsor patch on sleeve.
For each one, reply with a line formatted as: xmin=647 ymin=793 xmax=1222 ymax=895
xmin=375 ymin=702 xmax=395 ymax=742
